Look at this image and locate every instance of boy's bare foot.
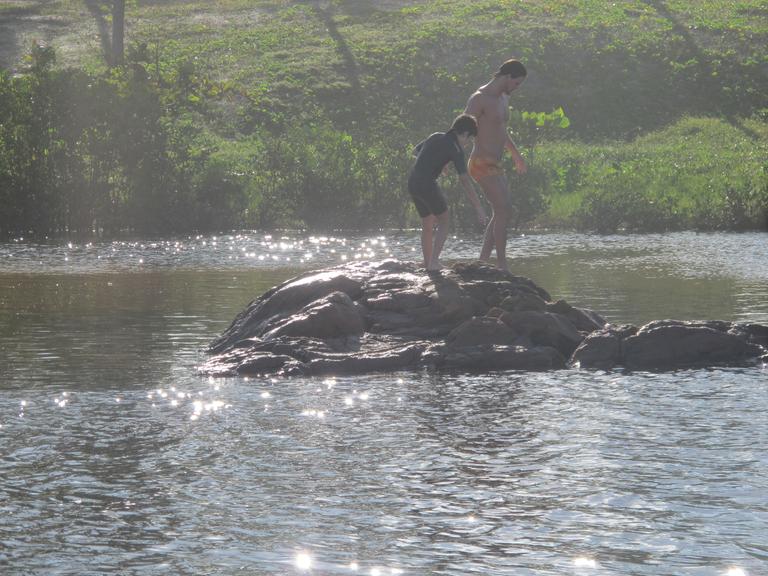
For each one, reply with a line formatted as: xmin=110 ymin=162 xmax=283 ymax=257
xmin=426 ymin=259 xmax=442 ymax=271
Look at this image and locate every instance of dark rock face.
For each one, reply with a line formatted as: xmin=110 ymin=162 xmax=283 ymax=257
xmin=262 ymin=291 xmax=366 ymax=340
xmin=569 ymin=329 xmax=624 ymax=370
xmin=208 ymin=268 xmax=366 ymax=354
xmin=201 ymin=260 xmax=768 ymax=377
xmin=571 ymin=320 xmax=766 ymax=370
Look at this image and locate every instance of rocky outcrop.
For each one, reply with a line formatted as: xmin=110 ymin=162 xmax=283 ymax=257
xmin=571 ymin=320 xmax=767 ymax=370
xmin=201 ymin=260 xmax=768 ymax=377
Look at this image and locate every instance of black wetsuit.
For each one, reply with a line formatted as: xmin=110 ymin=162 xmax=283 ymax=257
xmin=408 ymin=131 xmax=468 ymax=218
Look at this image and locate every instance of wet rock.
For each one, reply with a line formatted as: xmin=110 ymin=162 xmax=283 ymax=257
xmin=201 ymin=260 xmax=768 ymax=377
xmin=424 ymin=343 xmax=566 ymax=371
xmin=499 ymin=292 xmax=548 ymax=313
xmin=445 ymin=316 xmax=519 ymax=348
xmin=570 ymin=324 xmax=637 ymax=369
xmin=199 ymin=336 xmax=349 ymax=375
xmin=235 ymin=353 xmax=298 ymax=375
xmin=262 ymin=291 xmax=366 ymax=340
xmin=208 ymin=268 xmax=365 ymax=353
xmin=570 ymin=320 xmax=766 ymax=371
xmin=623 ymin=320 xmax=763 ymax=370
xmin=301 ymin=343 xmax=426 ymax=376
xmin=498 ymin=310 xmax=583 ymax=357
xmin=729 ymin=323 xmax=768 ymax=348
xmin=546 ymin=299 xmax=606 ymax=333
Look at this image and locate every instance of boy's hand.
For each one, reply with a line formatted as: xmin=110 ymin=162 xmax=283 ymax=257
xmin=514 ymin=155 xmax=527 ymax=175
xmin=476 ymin=206 xmax=488 ymax=226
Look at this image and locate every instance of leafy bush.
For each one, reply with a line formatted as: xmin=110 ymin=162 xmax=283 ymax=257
xmin=546 ymin=117 xmax=768 ymax=231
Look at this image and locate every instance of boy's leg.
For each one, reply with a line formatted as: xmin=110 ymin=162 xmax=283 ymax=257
xmin=428 ymin=209 xmax=449 ymax=270
xmin=420 ymin=214 xmax=436 ymax=268
xmin=477 ymin=174 xmax=509 ymax=270
xmin=480 ymin=216 xmax=495 ymax=262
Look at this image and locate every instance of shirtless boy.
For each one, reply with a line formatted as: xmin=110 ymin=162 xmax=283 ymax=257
xmin=408 ymin=114 xmax=487 ymax=271
xmin=464 ymin=59 xmax=528 ymax=271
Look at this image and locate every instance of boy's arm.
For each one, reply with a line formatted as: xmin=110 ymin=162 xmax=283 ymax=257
xmin=505 ymin=133 xmax=527 ymax=174
xmin=464 ymin=92 xmax=483 ymax=117
xmin=459 ymin=173 xmax=487 ymax=225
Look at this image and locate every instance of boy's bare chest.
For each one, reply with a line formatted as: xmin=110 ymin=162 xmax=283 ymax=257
xmin=481 ymin=96 xmax=509 ymax=124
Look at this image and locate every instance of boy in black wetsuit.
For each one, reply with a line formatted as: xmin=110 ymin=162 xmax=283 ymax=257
xmin=409 ymin=114 xmax=487 ymax=271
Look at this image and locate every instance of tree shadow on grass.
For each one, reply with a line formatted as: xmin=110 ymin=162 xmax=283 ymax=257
xmin=298 ymin=0 xmax=366 ymax=126
xmin=83 ymin=0 xmax=114 ymax=66
xmin=640 ymin=0 xmax=761 ymax=140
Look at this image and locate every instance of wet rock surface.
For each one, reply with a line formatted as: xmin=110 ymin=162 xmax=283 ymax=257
xmin=201 ymin=260 xmax=768 ymax=376
xmin=572 ymin=320 xmax=768 ymax=370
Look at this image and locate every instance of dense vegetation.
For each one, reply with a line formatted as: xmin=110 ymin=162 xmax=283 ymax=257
xmin=1 ymin=0 xmax=766 ymax=236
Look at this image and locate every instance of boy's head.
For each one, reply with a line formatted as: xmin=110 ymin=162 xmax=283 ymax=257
xmin=495 ymin=59 xmax=527 ymax=94
xmin=495 ymin=59 xmax=527 ymax=79
xmin=450 ymin=113 xmax=478 ymax=137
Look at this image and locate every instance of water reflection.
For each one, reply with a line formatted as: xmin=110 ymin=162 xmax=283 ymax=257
xmin=2 ymin=231 xmax=766 ymax=280
xmin=3 ymin=232 xmax=767 ymax=326
xmin=1 ymin=231 xmax=767 ymax=574
xmin=0 ymin=233 xmax=402 ymax=273
xmin=1 ymin=367 xmax=767 ymax=573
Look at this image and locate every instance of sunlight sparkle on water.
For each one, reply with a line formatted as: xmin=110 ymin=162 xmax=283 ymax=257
xmin=726 ymin=568 xmax=748 ymax=576
xmin=295 ymin=551 xmax=312 ymax=571
xmin=574 ymin=557 xmax=598 ymax=568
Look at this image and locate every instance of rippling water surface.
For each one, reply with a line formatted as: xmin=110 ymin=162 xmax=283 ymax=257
xmin=1 ymin=231 xmax=767 ymax=575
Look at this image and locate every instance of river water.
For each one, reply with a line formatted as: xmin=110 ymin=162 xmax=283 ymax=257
xmin=1 ymin=231 xmax=767 ymax=575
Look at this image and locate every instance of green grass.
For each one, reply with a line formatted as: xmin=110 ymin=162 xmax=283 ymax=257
xmin=11 ymin=0 xmax=763 ymax=138
xmin=2 ymin=0 xmax=767 ymax=234
xmin=537 ymin=116 xmax=768 ymax=231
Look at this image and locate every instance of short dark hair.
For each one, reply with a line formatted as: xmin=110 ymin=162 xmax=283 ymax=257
xmin=495 ymin=59 xmax=527 ymax=79
xmin=450 ymin=113 xmax=477 ymax=136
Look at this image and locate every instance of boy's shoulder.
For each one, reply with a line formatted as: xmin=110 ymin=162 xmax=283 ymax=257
xmin=421 ymin=131 xmax=446 ymax=146
xmin=469 ymin=89 xmax=498 ymax=106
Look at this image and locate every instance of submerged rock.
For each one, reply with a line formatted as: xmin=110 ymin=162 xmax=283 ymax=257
xmin=200 ymin=260 xmax=768 ymax=377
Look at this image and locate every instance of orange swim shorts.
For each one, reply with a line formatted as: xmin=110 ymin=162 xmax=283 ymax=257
xmin=468 ymin=156 xmax=503 ymax=181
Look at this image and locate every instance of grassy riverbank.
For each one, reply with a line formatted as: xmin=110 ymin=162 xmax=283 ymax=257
xmin=1 ymin=0 xmax=766 ymax=235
